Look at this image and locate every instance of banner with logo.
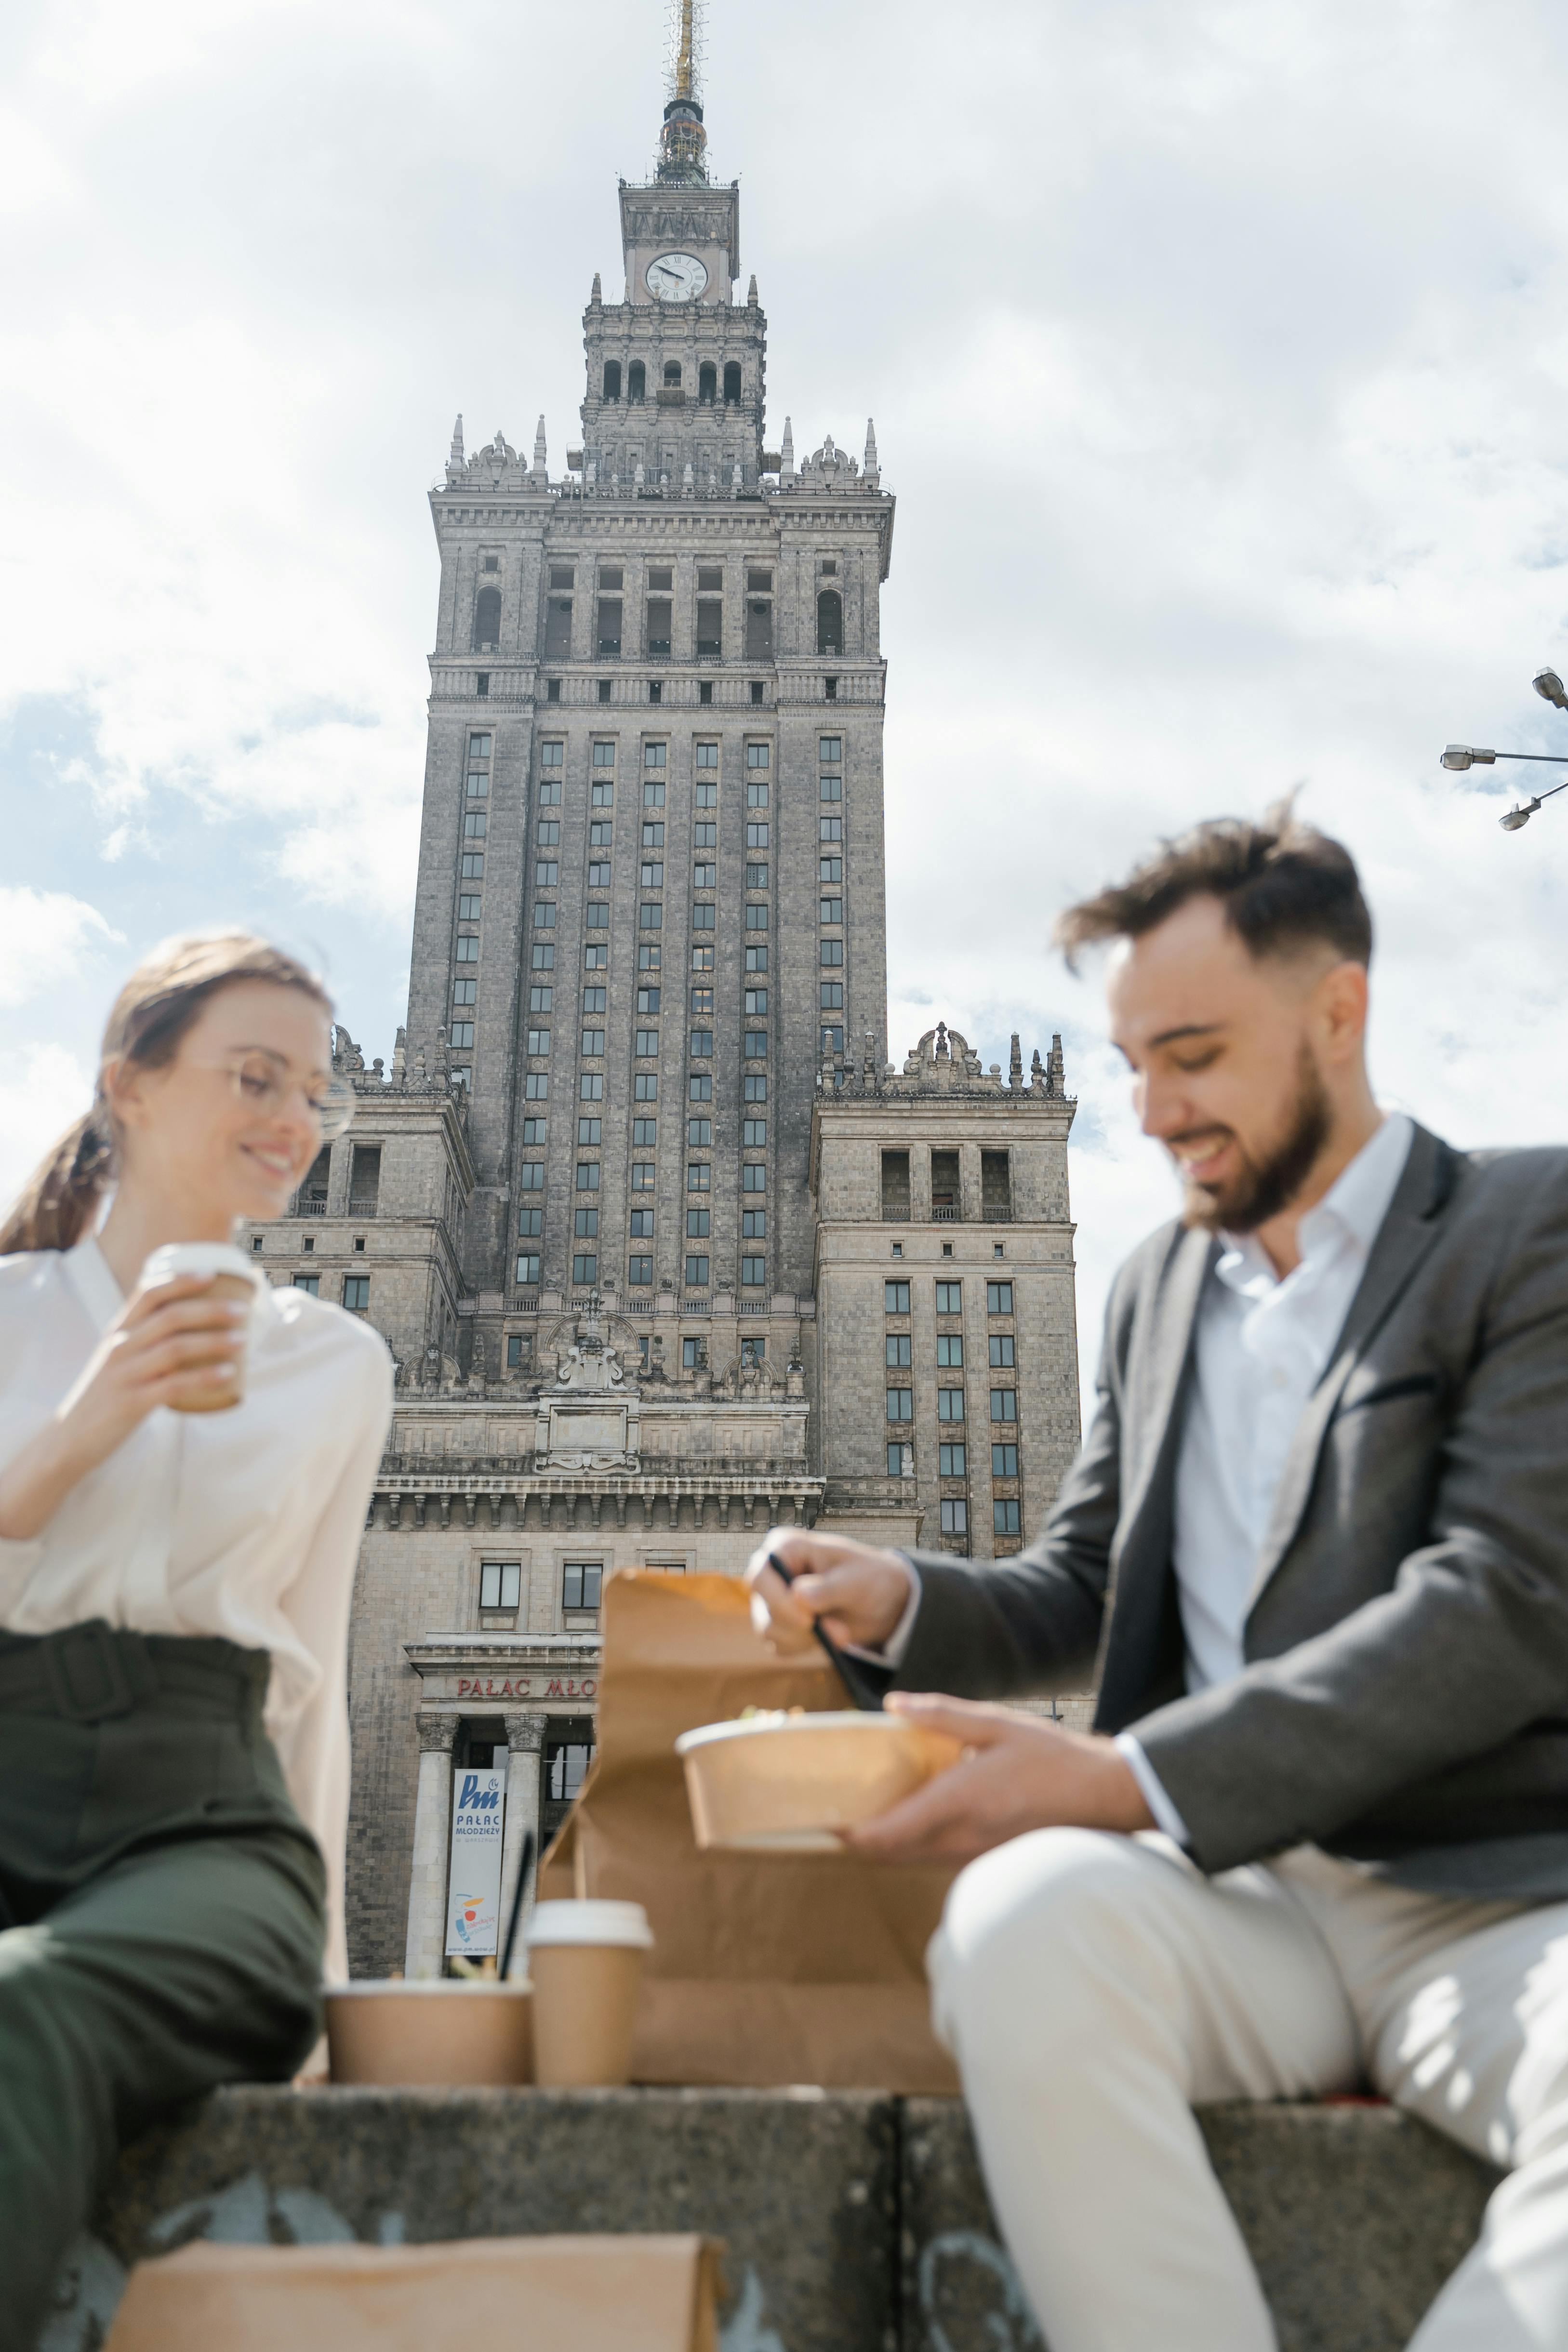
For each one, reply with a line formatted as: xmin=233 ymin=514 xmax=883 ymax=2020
xmin=445 ymin=1766 xmax=507 ymax=1957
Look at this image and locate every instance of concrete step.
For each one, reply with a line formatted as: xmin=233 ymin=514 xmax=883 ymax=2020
xmin=49 ymin=2086 xmax=1499 ymax=2352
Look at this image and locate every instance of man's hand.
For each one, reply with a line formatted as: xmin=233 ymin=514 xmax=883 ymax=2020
xmin=745 ymin=1528 xmax=913 ymax=1655
xmin=844 ymin=1693 xmax=1155 ymax=1863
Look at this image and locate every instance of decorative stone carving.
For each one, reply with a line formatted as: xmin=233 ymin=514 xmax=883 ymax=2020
xmin=415 ymin=1712 xmax=455 ymax=1754
xmin=504 ymin=1712 xmax=548 ymax=1754
xmin=548 ymin=1293 xmax=629 ymax=1394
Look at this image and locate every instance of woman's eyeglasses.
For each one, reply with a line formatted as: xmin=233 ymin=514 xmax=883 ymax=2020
xmin=195 ymin=1053 xmax=357 ymax=1139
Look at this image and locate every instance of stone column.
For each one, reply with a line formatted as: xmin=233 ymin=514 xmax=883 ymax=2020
xmin=909 ymin=1143 xmax=932 ymax=1224
xmin=403 ymin=1712 xmax=456 ymax=1980
xmin=499 ymin=1712 xmax=549 ymax=1975
xmin=958 ymin=1143 xmax=983 ymax=1225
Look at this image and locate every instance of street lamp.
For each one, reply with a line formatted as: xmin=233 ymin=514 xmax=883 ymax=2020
xmin=1440 ymin=669 xmax=1568 ymax=829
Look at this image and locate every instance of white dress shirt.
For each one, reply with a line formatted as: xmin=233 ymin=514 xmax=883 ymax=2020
xmin=1117 ymin=1111 xmax=1414 ymax=1839
xmin=0 ymin=1236 xmax=393 ymax=1982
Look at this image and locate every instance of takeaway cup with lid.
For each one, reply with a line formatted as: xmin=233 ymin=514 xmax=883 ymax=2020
xmin=138 ymin=1242 xmax=263 ymax=1413
xmin=525 ymin=1900 xmax=653 ymax=2086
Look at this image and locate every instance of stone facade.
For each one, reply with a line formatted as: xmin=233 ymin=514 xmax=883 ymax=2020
xmin=246 ymin=60 xmax=1085 ymax=1978
xmin=812 ymin=1024 xmax=1080 ymax=1563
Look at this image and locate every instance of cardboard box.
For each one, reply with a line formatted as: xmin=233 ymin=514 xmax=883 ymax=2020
xmin=103 ymin=2233 xmax=722 ymax=2352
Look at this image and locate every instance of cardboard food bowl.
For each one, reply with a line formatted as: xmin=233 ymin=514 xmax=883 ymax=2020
xmin=674 ymin=1711 xmax=964 ymax=1852
xmin=325 ymin=1980 xmax=533 ymax=2086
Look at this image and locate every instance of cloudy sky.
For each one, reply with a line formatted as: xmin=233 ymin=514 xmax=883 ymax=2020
xmin=4 ymin=0 xmax=1568 ymax=1374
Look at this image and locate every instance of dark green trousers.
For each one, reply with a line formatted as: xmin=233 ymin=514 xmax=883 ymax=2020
xmin=0 ymin=1621 xmax=326 ymax=2352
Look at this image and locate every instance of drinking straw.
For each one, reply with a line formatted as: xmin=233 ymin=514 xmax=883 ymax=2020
xmin=499 ymin=1828 xmax=536 ymax=1983
xmin=767 ymin=1551 xmax=887 ymax=1711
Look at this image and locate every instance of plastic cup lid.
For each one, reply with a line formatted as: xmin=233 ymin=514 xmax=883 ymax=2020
xmin=141 ymin=1241 xmax=263 ymax=1293
xmin=525 ymin=1899 xmax=653 ymax=1951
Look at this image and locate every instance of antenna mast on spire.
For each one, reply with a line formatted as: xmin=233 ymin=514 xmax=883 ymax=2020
xmin=658 ymin=0 xmax=708 ymax=181
xmin=665 ymin=0 xmax=703 ymax=102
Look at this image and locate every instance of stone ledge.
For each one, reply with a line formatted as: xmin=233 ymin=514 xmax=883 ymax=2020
xmin=79 ymin=2086 xmax=894 ymax=2352
xmin=53 ymin=2087 xmax=1499 ymax=2352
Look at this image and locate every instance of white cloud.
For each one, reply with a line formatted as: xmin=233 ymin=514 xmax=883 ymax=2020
xmin=0 ymin=1041 xmax=93 ymax=1210
xmin=4 ymin=0 xmax=1568 ymax=1380
xmin=0 ymin=886 xmax=118 ymax=1011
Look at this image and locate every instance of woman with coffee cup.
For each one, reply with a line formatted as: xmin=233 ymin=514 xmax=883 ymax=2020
xmin=0 ymin=931 xmax=393 ymax=2350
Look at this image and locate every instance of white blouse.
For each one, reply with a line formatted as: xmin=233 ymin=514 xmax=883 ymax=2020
xmin=0 ymin=1236 xmax=393 ymax=1983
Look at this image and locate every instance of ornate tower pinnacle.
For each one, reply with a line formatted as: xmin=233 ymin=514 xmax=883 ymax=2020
xmin=658 ymin=0 xmax=708 ymax=183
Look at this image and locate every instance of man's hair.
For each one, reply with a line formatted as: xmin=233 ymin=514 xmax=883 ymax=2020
xmin=1053 ymin=797 xmax=1372 ymax=973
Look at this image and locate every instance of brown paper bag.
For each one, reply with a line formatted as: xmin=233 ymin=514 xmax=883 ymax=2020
xmin=103 ymin=2235 xmax=722 ymax=2352
xmin=540 ymin=1569 xmax=960 ymax=2092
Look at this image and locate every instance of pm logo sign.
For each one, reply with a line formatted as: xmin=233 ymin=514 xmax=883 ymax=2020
xmin=445 ymin=1767 xmax=507 ymax=1957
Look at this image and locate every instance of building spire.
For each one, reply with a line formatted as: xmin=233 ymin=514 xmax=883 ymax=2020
xmin=658 ymin=0 xmax=708 ymax=182
xmin=532 ymin=416 xmax=547 ymax=483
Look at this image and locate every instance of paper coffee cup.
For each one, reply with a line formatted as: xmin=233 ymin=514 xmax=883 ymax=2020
xmin=525 ymin=1900 xmax=653 ymax=2087
xmin=139 ymin=1242 xmax=263 ymax=1414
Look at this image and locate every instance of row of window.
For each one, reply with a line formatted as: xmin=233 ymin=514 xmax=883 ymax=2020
xmin=478 ymin=1560 xmax=605 ymax=1615
xmin=501 ymin=1332 xmax=767 ymax=1376
xmin=534 ymin=734 xmax=839 ymax=771
xmin=599 ymin=359 xmax=744 ymax=403
xmin=536 ymin=586 xmax=843 ymax=662
xmin=289 ymin=1273 xmax=370 ymax=1310
xmin=885 ymin=1279 xmax=1014 ymax=1315
xmin=928 ymin=1499 xmax=1023 ymax=1538
xmin=519 ymin=1152 xmax=765 ymax=1190
xmin=543 ymin=677 xmax=794 ymax=707
xmin=513 ymin=1252 xmax=768 ymax=1290
xmin=886 ymin=1439 xmax=1019 ymax=1478
xmin=884 ymin=1333 xmax=1016 ymax=1368
xmin=522 ymin=992 xmax=767 ymax=1054
xmin=523 ymin=939 xmax=782 ymax=978
xmin=886 ymin=1389 xmax=1019 ymax=1424
xmin=451 ymin=727 xmax=492 ymax=996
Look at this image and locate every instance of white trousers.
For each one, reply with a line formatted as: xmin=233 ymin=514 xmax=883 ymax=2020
xmin=927 ymin=1829 xmax=1568 ymax=2352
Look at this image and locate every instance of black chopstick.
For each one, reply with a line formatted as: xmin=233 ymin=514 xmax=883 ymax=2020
xmin=499 ymin=1827 xmax=535 ymax=1982
xmin=768 ymin=1551 xmax=887 ymax=1712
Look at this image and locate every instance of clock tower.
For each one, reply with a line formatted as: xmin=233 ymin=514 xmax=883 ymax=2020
xmin=618 ymin=0 xmax=738 ymax=310
xmin=584 ymin=0 xmax=766 ymax=492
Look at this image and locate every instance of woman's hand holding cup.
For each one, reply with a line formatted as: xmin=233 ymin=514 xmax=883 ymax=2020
xmin=0 ymin=1255 xmax=254 ymax=1542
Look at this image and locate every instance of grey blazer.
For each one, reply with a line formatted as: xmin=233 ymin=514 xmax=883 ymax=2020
xmin=893 ymin=1125 xmax=1568 ymax=1897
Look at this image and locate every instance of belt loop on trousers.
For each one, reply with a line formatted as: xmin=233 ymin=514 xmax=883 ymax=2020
xmin=42 ymin=1622 xmax=155 ymax=1723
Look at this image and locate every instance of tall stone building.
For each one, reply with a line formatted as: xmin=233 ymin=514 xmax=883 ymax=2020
xmin=248 ymin=17 xmax=1083 ymax=1976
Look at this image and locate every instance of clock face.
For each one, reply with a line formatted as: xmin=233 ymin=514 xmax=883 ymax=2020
xmin=646 ymin=251 xmax=708 ymax=303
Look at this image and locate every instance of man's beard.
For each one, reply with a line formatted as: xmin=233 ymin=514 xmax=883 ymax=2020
xmin=1177 ymin=1047 xmax=1333 ymax=1235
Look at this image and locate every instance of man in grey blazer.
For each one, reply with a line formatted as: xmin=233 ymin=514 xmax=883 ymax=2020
xmin=750 ymin=805 xmax=1568 ymax=2352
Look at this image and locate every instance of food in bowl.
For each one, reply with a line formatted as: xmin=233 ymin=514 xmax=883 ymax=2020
xmin=675 ymin=1710 xmax=964 ymax=1852
xmin=325 ymin=1980 xmax=533 ymax=2085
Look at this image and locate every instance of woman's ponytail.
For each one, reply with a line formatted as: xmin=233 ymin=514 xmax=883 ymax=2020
xmin=0 ymin=1110 xmax=115 ymax=1257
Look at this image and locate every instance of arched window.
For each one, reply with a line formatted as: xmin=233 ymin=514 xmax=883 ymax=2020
xmin=628 ymin=360 xmax=646 ymax=402
xmin=473 ymin=586 xmax=502 ymax=652
xmin=663 ymin=360 xmax=682 ymax=388
xmin=817 ymin=589 xmax=843 ymax=656
xmin=602 ymin=360 xmax=622 ymax=400
xmin=698 ymin=362 xmax=717 ymax=404
xmin=723 ymin=362 xmax=742 ymax=405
